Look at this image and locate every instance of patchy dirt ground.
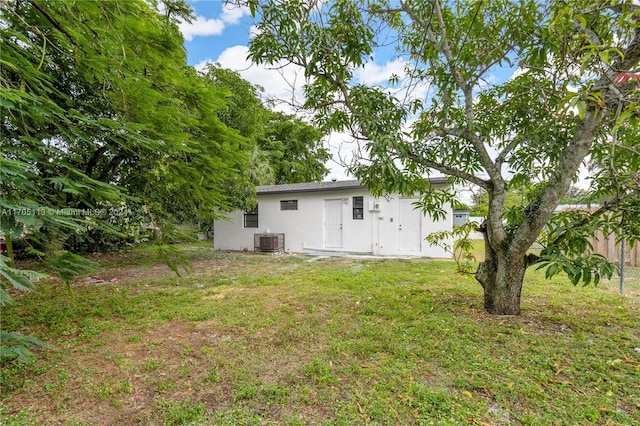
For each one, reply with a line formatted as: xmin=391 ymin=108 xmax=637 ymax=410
xmin=75 ymin=250 xmax=291 ymax=285
xmin=4 ymin=320 xmax=233 ymax=424
xmin=2 ymin=248 xmax=321 ymax=424
xmin=3 ymin=247 xmax=639 ymax=425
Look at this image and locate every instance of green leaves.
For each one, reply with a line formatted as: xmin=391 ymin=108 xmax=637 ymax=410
xmin=0 ymin=255 xmax=47 ymax=306
xmin=537 ymin=207 xmax=623 ymax=287
xmin=0 ymin=332 xmax=48 ymax=363
xmin=260 ymin=112 xmax=330 ymax=184
xmin=536 ymin=248 xmax=616 ymax=287
xmin=204 ymin=64 xmax=329 ymax=189
xmin=426 ymin=221 xmax=479 ymax=275
xmin=46 ymin=252 xmax=102 ymax=286
xmin=0 ymin=254 xmax=47 ymax=361
xmin=2 ymin=0 xmax=257 ymax=230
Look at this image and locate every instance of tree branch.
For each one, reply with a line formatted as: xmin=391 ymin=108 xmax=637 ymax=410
xmin=28 ymin=0 xmax=74 ymax=42
xmin=514 ymin=9 xmax=640 ymax=260
xmin=572 ymin=21 xmax=602 ymax=47
xmin=495 ymin=138 xmax=520 ymax=169
xmin=403 ymin=151 xmax=490 ymax=189
xmin=511 ymin=15 xmax=640 ymax=254
xmin=402 ymin=1 xmax=502 ymax=180
xmin=85 ymin=146 xmax=108 ymax=177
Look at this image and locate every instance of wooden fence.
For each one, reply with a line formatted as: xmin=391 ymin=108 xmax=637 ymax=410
xmin=590 ymin=231 xmax=640 ymax=267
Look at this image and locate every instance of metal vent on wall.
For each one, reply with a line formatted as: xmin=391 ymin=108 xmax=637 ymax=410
xmin=254 ymin=233 xmax=285 ymax=253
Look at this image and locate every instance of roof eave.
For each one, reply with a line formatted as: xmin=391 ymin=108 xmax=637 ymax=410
xmin=256 ymin=177 xmax=451 ymax=195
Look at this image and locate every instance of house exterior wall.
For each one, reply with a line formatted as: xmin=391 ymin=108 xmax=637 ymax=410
xmin=214 ymin=186 xmax=452 ymax=258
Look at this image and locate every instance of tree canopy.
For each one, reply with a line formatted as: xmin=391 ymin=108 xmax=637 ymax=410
xmin=2 ymin=0 xmax=252 ymax=238
xmin=245 ymin=0 xmax=640 ymax=314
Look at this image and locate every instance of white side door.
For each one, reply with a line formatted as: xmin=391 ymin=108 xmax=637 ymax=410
xmin=324 ymin=199 xmax=343 ymax=248
xmin=398 ymin=198 xmax=422 ymax=252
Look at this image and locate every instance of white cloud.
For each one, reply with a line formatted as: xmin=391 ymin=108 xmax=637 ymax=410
xmin=201 ymin=49 xmax=437 ymax=181
xmin=509 ymin=66 xmax=527 ymax=81
xmin=352 ymin=57 xmax=433 ymax=110
xmin=325 ymin=131 xmax=358 ymax=181
xmin=213 ymin=45 xmax=307 ymax=109
xmin=355 ymin=58 xmax=406 ymax=85
xmin=248 ymin=24 xmax=260 ymax=39
xmin=180 ymin=16 xmax=225 ymax=41
xmin=179 ymin=4 xmax=250 ymax=42
xmin=221 ymin=3 xmax=250 ymax=24
xmin=477 ymin=73 xmax=497 ymax=90
xmin=213 ymin=45 xmax=252 ymax=70
xmin=194 ymin=58 xmax=214 ymax=73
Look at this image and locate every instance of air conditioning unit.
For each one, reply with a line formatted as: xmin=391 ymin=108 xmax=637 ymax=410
xmin=254 ymin=233 xmax=285 ymax=253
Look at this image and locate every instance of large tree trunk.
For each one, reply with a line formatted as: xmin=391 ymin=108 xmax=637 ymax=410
xmin=475 ymin=233 xmax=528 ymax=315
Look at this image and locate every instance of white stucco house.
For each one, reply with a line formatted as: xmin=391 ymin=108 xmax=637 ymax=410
xmin=214 ymin=179 xmax=453 ymax=258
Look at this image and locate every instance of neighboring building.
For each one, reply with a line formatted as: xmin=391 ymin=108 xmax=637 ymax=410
xmin=452 ymin=209 xmax=470 ymax=227
xmin=214 ymin=179 xmax=453 ymax=258
xmin=554 ymin=204 xmax=600 ymax=213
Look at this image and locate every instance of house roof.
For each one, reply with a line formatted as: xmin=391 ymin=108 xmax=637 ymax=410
xmin=256 ymin=177 xmax=449 ymax=195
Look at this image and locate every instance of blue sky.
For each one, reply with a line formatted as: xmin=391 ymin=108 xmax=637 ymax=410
xmin=179 ymin=1 xmax=518 ymax=94
xmin=181 ymin=1 xmax=253 ymax=68
xmin=177 ymin=1 xmax=607 ymax=197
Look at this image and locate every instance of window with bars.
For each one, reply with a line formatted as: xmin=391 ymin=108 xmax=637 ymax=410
xmin=353 ymin=196 xmax=364 ymax=220
xmin=280 ymin=200 xmax=298 ymax=210
xmin=244 ymin=205 xmax=258 ymax=228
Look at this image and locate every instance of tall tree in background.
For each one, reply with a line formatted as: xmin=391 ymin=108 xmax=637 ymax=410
xmin=205 ymin=64 xmax=330 ymax=187
xmin=246 ymin=0 xmax=640 ymax=314
xmin=261 ymin=111 xmax=330 ymax=184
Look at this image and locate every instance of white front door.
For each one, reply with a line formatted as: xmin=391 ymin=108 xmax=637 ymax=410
xmin=324 ymin=199 xmax=343 ymax=248
xmin=398 ymin=198 xmax=422 ymax=252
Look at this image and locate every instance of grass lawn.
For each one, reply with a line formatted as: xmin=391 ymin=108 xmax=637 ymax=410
xmin=1 ymin=243 xmax=639 ymax=425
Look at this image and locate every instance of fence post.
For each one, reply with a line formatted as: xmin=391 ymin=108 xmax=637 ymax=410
xmin=620 ymin=236 xmax=625 ymax=294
